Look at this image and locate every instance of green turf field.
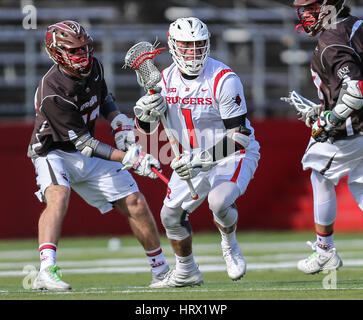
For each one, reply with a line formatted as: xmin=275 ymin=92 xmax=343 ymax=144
xmin=1 ymin=231 xmax=363 ymax=300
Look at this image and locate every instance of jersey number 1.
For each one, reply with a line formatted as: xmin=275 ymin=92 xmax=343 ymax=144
xmin=181 ymin=108 xmax=199 ymax=149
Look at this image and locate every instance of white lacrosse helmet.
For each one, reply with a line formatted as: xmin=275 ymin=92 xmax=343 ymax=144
xmin=168 ymin=17 xmax=210 ymax=76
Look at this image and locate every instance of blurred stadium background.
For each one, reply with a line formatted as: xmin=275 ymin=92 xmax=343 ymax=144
xmin=0 ymin=0 xmax=362 ymax=239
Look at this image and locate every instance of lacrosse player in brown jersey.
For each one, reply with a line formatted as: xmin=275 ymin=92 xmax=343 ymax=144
xmin=282 ymin=0 xmax=362 ymax=274
xmin=27 ymin=21 xmax=169 ymax=291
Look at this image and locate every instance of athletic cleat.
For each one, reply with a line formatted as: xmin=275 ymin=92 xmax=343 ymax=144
xmin=149 ymin=266 xmax=170 ymax=287
xmin=32 ymin=265 xmax=72 ymax=291
xmin=222 ymin=242 xmax=246 ymax=281
xmin=297 ymin=241 xmax=343 ymax=274
xmin=149 ymin=267 xmax=203 ymax=288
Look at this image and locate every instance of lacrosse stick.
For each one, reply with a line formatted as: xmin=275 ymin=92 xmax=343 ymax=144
xmin=281 ymin=91 xmax=324 ymax=138
xmin=124 ymin=41 xmax=199 ymax=200
xmin=151 ymin=167 xmax=169 ymax=185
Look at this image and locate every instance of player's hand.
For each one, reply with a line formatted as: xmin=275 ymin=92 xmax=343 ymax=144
xmin=111 ymin=114 xmax=135 ymax=151
xmin=170 ymin=149 xmax=213 ymax=180
xmin=122 ymin=144 xmax=160 ymax=179
xmin=311 ymin=111 xmax=338 ymax=142
xmin=134 ymin=87 xmax=167 ymax=123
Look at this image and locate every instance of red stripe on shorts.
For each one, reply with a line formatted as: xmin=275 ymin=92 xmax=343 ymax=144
xmin=230 ymin=150 xmax=245 ymax=183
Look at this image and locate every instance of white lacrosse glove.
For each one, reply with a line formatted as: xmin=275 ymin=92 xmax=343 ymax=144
xmin=281 ymin=91 xmax=323 ymax=127
xmin=122 ymin=144 xmax=160 ymax=179
xmin=134 ymin=87 xmax=167 ymax=123
xmin=170 ymin=149 xmax=213 ymax=180
xmin=111 ymin=114 xmax=135 ymax=151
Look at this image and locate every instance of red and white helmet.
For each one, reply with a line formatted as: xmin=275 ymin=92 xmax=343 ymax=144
xmin=168 ymin=17 xmax=210 ymax=76
xmin=294 ymin=0 xmax=346 ymax=36
xmin=45 ymin=20 xmax=94 ymax=78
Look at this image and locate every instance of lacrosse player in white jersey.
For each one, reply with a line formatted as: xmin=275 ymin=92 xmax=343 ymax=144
xmin=133 ymin=17 xmax=260 ymax=287
xmin=282 ymin=0 xmax=363 ymax=275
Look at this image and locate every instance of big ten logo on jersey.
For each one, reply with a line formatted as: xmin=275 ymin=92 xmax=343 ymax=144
xmin=167 ymin=87 xmax=177 ymax=93
xmin=80 ymin=95 xmax=99 ymax=124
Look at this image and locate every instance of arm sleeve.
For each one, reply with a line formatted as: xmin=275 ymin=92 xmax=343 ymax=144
xmin=95 ymin=60 xmax=114 ymax=119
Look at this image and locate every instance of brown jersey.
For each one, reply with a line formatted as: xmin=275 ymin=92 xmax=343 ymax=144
xmin=28 ymin=57 xmax=108 ymax=157
xmin=311 ymin=15 xmax=363 ymax=140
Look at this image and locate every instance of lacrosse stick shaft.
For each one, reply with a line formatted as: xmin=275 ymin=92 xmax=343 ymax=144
xmin=159 ymin=113 xmax=199 ymax=200
xmin=312 ymin=127 xmax=324 ymax=139
xmin=151 ymin=166 xmax=169 ymax=184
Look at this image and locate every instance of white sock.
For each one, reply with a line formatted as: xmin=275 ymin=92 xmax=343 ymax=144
xmin=175 ymin=253 xmax=197 ymax=275
xmin=219 ymin=227 xmax=237 ymax=247
xmin=39 ymin=243 xmax=57 ymax=271
xmin=316 ymin=232 xmax=334 ymax=254
xmin=145 ymin=247 xmax=168 ymax=275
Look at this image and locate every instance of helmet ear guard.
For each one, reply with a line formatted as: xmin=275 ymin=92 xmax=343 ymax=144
xmin=167 ymin=17 xmax=210 ymax=76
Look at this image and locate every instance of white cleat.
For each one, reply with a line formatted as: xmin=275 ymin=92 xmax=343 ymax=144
xmin=149 ymin=267 xmax=203 ymax=288
xmin=297 ymin=241 xmax=343 ymax=274
xmin=149 ymin=266 xmax=170 ymax=287
xmin=222 ymin=242 xmax=246 ymax=281
xmin=32 ymin=265 xmax=72 ymax=291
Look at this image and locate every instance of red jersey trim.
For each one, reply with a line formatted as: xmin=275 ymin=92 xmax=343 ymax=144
xmin=213 ymin=69 xmax=232 ymax=100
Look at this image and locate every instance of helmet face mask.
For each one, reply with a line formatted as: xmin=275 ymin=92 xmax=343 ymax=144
xmin=294 ymin=0 xmax=346 ymax=37
xmin=168 ymin=17 xmax=210 ymax=76
xmin=45 ymin=20 xmax=94 ymax=78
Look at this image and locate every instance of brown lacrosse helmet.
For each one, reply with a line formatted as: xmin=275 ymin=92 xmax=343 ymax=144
xmin=293 ymin=0 xmax=346 ymax=36
xmin=45 ymin=20 xmax=94 ymax=78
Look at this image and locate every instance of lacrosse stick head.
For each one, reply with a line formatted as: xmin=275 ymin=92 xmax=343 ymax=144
xmin=124 ymin=41 xmax=164 ymax=91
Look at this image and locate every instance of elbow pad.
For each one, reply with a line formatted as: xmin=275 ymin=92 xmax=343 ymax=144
xmin=228 ymin=125 xmax=251 ymax=150
xmin=74 ymin=133 xmax=99 ymax=157
xmin=332 ymin=80 xmax=363 ymax=122
xmin=74 ymin=133 xmax=114 ymax=160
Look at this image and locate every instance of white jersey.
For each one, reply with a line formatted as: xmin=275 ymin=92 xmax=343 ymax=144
xmin=159 ymin=57 xmax=258 ymax=153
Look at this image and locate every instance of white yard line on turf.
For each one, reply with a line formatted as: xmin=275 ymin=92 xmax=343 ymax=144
xmin=2 ymin=287 xmax=363 ymax=295
xmin=1 ymin=239 xmax=363 ymax=260
xmin=1 ymin=259 xmax=363 ymax=277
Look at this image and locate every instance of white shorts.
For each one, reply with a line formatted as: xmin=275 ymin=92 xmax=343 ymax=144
xmin=302 ymin=134 xmax=363 ymax=185
xmin=164 ymin=141 xmax=260 ymax=213
xmin=32 ymin=150 xmax=139 ymax=213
